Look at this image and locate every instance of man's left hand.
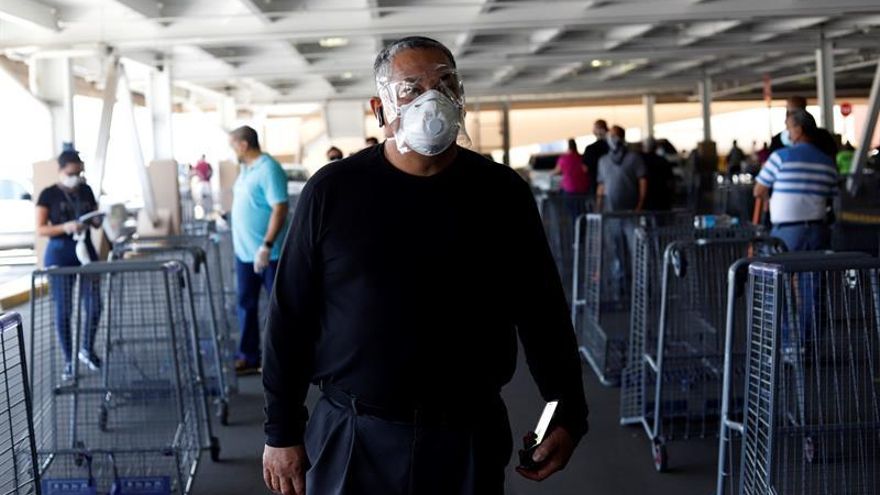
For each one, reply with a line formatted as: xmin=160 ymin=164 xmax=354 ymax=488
xmin=254 ymin=245 xmax=271 ymax=274
xmin=515 ymin=426 xmax=576 ymax=482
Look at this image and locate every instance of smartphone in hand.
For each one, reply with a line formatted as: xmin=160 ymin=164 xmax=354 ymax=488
xmin=518 ymin=401 xmax=558 ymax=471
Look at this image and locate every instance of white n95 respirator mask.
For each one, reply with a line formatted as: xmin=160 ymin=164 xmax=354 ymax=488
xmin=395 ymin=90 xmax=461 ymax=156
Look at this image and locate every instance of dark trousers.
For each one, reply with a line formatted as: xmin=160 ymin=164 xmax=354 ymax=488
xmin=235 ymin=257 xmax=278 ymax=366
xmin=304 ymin=394 xmax=512 ymax=495
xmin=45 ymin=237 xmax=101 ymax=364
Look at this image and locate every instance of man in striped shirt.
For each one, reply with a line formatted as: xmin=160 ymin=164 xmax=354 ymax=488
xmin=754 ymin=109 xmax=838 ymax=251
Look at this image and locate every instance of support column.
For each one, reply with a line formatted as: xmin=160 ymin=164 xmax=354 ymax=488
xmin=643 ymin=94 xmax=656 ymax=139
xmin=147 ymin=58 xmax=174 ymax=161
xmin=816 ymin=34 xmax=836 ymax=133
xmin=28 ymin=57 xmax=74 ymax=154
xmin=220 ymin=95 xmax=237 ymax=131
xmin=848 ymin=59 xmax=880 ymax=194
xmin=322 ymin=99 xmax=367 ymax=157
xmin=501 ymin=101 xmax=511 ymax=166
xmin=698 ymin=76 xmax=713 ymax=144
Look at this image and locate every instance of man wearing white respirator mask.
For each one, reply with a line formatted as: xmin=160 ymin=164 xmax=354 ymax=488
xmin=262 ymin=37 xmax=588 ymax=495
xmin=35 ymin=148 xmax=104 ymax=381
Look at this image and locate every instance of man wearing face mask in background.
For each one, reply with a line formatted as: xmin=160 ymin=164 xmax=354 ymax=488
xmin=35 ymin=148 xmax=104 ymax=380
xmin=595 ymin=125 xmax=647 ymax=301
xmin=229 ymin=125 xmax=290 ymax=375
xmin=261 ymin=36 xmax=588 ymax=495
xmin=768 ymin=96 xmax=837 ymax=159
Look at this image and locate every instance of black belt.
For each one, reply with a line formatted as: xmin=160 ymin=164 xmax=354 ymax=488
xmin=319 ymin=381 xmax=496 ymax=427
xmin=774 ymin=219 xmax=827 ymax=228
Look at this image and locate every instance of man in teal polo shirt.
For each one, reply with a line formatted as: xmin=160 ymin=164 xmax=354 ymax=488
xmin=229 ymin=125 xmax=290 ymax=374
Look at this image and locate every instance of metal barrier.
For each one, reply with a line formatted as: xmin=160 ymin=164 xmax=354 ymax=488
xmin=110 ymin=240 xmax=235 ymax=424
xmin=29 ymin=261 xmax=219 ymax=495
xmin=627 ymin=236 xmax=784 ymax=472
xmin=571 ymin=210 xmax=692 ymax=386
xmin=714 ymin=252 xmax=871 ymax=495
xmin=733 ymin=257 xmax=880 ymax=495
xmin=0 ymin=312 xmax=40 ymax=495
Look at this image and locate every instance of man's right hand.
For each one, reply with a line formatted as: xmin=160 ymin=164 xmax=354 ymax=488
xmin=263 ymin=445 xmax=307 ymax=495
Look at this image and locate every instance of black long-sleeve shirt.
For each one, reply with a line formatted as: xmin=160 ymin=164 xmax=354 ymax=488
xmin=263 ymin=145 xmax=588 ymax=447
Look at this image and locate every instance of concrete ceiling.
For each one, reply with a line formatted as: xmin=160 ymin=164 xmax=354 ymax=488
xmin=1 ymin=0 xmax=880 ymax=105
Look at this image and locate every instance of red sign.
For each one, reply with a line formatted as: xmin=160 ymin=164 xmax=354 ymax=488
xmin=841 ymin=102 xmax=853 ymax=117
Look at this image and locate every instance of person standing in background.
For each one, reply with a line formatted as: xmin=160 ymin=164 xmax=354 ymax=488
xmin=229 ymin=125 xmax=290 ymax=375
xmin=581 ymin=119 xmax=610 ymax=197
xmin=727 ymin=140 xmax=744 ymax=175
xmin=596 ymin=125 xmax=647 ymax=300
xmin=35 ymin=148 xmax=104 ymax=380
xmin=553 ymin=138 xmax=589 ymax=217
xmin=191 ymin=154 xmax=214 ymax=213
xmin=642 ymin=137 xmax=675 ymax=211
xmin=326 ymin=146 xmax=343 ymax=161
xmin=365 ymin=136 xmax=380 ymax=147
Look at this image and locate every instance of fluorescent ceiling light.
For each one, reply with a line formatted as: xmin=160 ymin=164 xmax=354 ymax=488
xmin=319 ymin=37 xmax=349 ymax=48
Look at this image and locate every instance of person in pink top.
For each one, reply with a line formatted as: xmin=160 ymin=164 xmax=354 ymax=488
xmin=553 ymin=138 xmax=590 ymax=217
xmin=554 ymin=139 xmax=589 ymax=194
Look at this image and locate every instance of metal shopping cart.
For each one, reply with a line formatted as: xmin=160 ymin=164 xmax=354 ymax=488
xmin=538 ymin=190 xmax=592 ymax=303
xmin=570 ymin=210 xmax=692 ymax=386
xmin=29 ymin=261 xmax=219 ymax=495
xmin=621 ymin=232 xmax=783 ymax=471
xmin=733 ymin=257 xmax=880 ymax=495
xmin=0 ymin=312 xmax=40 ymax=495
xmin=110 ymin=240 xmax=234 ymax=425
xmin=714 ymin=252 xmax=871 ymax=495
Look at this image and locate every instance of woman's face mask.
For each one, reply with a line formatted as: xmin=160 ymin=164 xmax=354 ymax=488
xmin=607 ymin=135 xmax=621 ymax=150
xmin=59 ymin=174 xmax=83 ymax=189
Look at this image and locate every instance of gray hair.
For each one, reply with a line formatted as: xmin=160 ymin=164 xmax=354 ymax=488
xmin=373 ymin=36 xmax=457 ymax=85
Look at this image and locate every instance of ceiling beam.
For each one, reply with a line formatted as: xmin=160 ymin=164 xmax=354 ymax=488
xmin=749 ymin=17 xmax=829 ymax=43
xmin=236 ymin=0 xmax=273 ymax=24
xmin=113 ymin=0 xmax=162 ymax=19
xmin=604 ymin=24 xmax=654 ymax=50
xmin=7 ymin=0 xmax=880 ymax=50
xmin=0 ymin=0 xmax=58 ymax=32
xmin=677 ymin=20 xmax=742 ymax=47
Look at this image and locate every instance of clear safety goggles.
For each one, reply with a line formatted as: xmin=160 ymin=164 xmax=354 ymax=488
xmin=377 ymin=65 xmax=465 ymax=124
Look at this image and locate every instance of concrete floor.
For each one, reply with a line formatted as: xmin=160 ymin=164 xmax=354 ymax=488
xmin=193 ymin=347 xmax=720 ymax=495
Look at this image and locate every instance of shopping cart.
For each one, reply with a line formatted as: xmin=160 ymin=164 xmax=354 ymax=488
xmin=0 ymin=312 xmax=40 ymax=495
xmin=732 ymin=256 xmax=880 ymax=494
xmin=29 ymin=261 xmax=220 ymax=495
xmin=621 ymin=232 xmax=782 ymax=471
xmin=620 ymin=221 xmax=754 ymax=424
xmin=714 ymin=252 xmax=871 ymax=495
xmin=111 ymin=239 xmax=234 ymax=425
xmin=570 ymin=210 xmax=691 ymax=386
xmin=538 ymin=190 xmax=592 ymax=303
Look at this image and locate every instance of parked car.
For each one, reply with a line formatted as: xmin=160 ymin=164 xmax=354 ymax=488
xmin=527 ymin=153 xmax=563 ymax=192
xmin=0 ymin=178 xmax=34 ymax=249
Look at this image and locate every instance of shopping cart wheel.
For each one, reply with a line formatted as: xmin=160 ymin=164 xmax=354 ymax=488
xmin=217 ymin=401 xmax=229 ymax=426
xmin=210 ymin=436 xmax=221 ymax=462
xmin=652 ymin=440 xmax=668 ymax=472
xmin=98 ymin=405 xmax=109 ymax=432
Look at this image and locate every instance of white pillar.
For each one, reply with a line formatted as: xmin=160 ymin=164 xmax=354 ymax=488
xmin=699 ymin=76 xmax=712 ymax=143
xmin=643 ymin=94 xmax=656 ymax=139
xmin=816 ymin=35 xmax=836 ymax=133
xmin=848 ymin=59 xmax=880 ymax=194
xmin=220 ymin=95 xmax=237 ymax=131
xmin=28 ymin=57 xmax=74 ymax=154
xmin=501 ymin=101 xmax=511 ymax=166
xmin=147 ymin=59 xmax=174 ymax=161
xmin=324 ymin=99 xmax=368 ymax=154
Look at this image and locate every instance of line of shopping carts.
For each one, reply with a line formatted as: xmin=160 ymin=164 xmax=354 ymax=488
xmin=6 ymin=217 xmax=239 ymax=495
xmin=549 ymin=196 xmax=880 ymax=492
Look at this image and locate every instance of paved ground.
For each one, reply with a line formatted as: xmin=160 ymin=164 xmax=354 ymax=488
xmin=193 ymin=347 xmax=720 ymax=495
